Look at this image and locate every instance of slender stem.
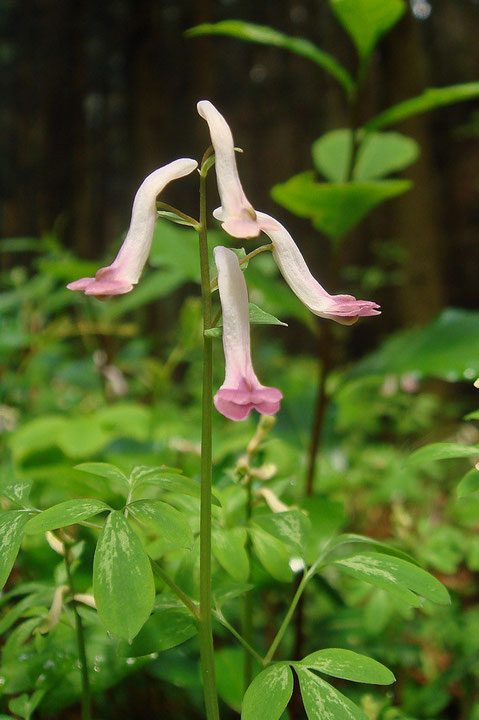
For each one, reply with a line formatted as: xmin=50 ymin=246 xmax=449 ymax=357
xmin=156 ymin=201 xmax=199 ymax=229
xmin=64 ymin=549 xmax=92 ymax=720
xmin=213 ymin=609 xmax=265 ymax=667
xmin=264 ymin=571 xmax=311 ymax=665
xmin=242 ymin=471 xmax=254 ymax=690
xmin=197 ymin=162 xmax=220 ymax=720
xmin=150 ymin=559 xmax=199 ymax=619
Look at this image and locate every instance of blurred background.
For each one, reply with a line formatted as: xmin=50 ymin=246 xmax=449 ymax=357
xmin=2 ymin=2 xmax=479 ymax=720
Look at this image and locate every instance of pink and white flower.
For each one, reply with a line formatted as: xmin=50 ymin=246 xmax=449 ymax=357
xmin=256 ymin=212 xmax=380 ymax=325
xmin=197 ymin=100 xmax=275 ymax=239
xmin=213 ymin=246 xmax=283 ymax=421
xmin=67 ymin=158 xmax=198 ymax=298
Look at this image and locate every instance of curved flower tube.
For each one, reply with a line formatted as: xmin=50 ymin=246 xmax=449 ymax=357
xmin=67 ymin=158 xmax=198 ymax=298
xmin=214 ymin=246 xmax=283 ymax=421
xmin=256 ymin=211 xmax=381 ymax=325
xmin=197 ymin=100 xmax=273 ymax=239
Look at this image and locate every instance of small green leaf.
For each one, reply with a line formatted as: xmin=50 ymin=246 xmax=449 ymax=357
xmin=25 ymin=499 xmax=110 ymax=534
xmin=127 ymin=499 xmax=193 ymax=549
xmin=249 ymin=527 xmax=293 ymax=582
xmin=457 ymin=469 xmax=479 ymax=498
xmin=118 ymin=605 xmax=197 ymax=657
xmin=212 ymin=527 xmax=249 ymax=582
xmin=323 ymin=533 xmax=418 ymax=565
xmin=298 ymin=648 xmax=395 ymax=684
xmin=242 ymin=663 xmax=293 ymax=720
xmin=333 ymin=552 xmax=450 ymax=606
xmin=272 ymin=172 xmax=411 ymax=240
xmin=93 ymin=511 xmax=155 ymax=640
xmin=186 ymin=21 xmax=355 ymax=95
xmin=254 ymin=510 xmax=311 ymax=555
xmin=409 ymin=442 xmax=479 ymax=465
xmin=74 ymin=462 xmax=129 ymax=489
xmin=296 ymin=666 xmax=368 ymax=720
xmin=205 ymin=303 xmax=287 ymax=338
xmin=312 ymin=129 xmax=352 ymax=182
xmin=0 ymin=512 xmax=31 ymax=590
xmin=330 ymin=0 xmax=406 ymax=60
xmin=354 ymin=132 xmax=419 ymax=180
xmin=366 ymin=82 xmax=479 ymax=131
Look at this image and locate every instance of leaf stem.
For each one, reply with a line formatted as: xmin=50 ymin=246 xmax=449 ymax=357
xmin=210 ymin=243 xmax=273 ymax=292
xmin=64 ymin=547 xmax=92 ymax=720
xmin=156 ymin=201 xmax=200 ymax=229
xmin=213 ymin=608 xmax=265 ymax=667
xmin=196 ymin=157 xmax=220 ymax=720
xmin=150 ymin=559 xmax=199 ymax=619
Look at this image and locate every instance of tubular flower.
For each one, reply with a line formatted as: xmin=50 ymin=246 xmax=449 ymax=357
xmin=213 ymin=246 xmax=283 ymax=421
xmin=255 ymin=212 xmax=380 ymax=325
xmin=197 ymin=100 xmax=275 ymax=239
xmin=67 ymin=158 xmax=198 ymax=298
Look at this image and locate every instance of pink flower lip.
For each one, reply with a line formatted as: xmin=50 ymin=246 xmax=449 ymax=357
xmin=66 ymin=267 xmax=133 ymax=299
xmin=214 ymin=378 xmax=283 ymax=421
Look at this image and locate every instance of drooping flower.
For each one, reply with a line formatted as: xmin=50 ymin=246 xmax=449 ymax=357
xmin=197 ymin=100 xmax=276 ymax=239
xmin=256 ymin=212 xmax=380 ymax=325
xmin=67 ymin=158 xmax=198 ymax=298
xmin=213 ymin=246 xmax=283 ymax=421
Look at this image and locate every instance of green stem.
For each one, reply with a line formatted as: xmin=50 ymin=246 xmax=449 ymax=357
xmin=210 ymin=243 xmax=273 ymax=292
xmin=197 ymin=162 xmax=220 ymax=720
xmin=242 ymin=471 xmax=254 ymax=690
xmin=263 ymin=571 xmax=311 ymax=665
xmin=213 ymin=609 xmax=265 ymax=667
xmin=64 ymin=549 xmax=92 ymax=720
xmin=150 ymin=559 xmax=199 ymax=619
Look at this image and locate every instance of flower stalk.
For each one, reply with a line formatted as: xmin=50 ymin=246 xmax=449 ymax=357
xmin=197 ymin=156 xmax=220 ymax=720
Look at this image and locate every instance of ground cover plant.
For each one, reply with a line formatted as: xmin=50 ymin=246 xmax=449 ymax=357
xmin=1 ymin=1 xmax=479 ymax=719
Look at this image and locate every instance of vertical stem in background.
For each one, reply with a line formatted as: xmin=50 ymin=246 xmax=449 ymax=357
xmin=64 ymin=548 xmax=91 ymax=720
xmin=242 ymin=471 xmax=253 ymax=690
xmin=197 ymin=163 xmax=220 ymax=720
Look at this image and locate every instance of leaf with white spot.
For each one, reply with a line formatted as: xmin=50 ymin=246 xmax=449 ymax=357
xmin=254 ymin=510 xmax=311 ymax=555
xmin=93 ymin=511 xmax=155 ymax=641
xmin=298 ymin=648 xmax=395 ymax=684
xmin=333 ymin=552 xmax=450 ymax=606
xmin=25 ymin=499 xmax=110 ymax=534
xmin=242 ymin=664 xmax=293 ymax=720
xmin=296 ymin=666 xmax=369 ymax=720
xmin=0 ymin=512 xmax=32 ymax=590
xmin=127 ymin=499 xmax=193 ymax=549
xmin=249 ymin=527 xmax=293 ymax=582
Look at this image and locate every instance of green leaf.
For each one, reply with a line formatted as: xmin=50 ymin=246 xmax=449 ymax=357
xmin=0 ymin=512 xmax=31 ymax=590
xmin=350 ymin=309 xmax=479 ymax=381
xmin=354 ymin=132 xmax=419 ymax=180
xmin=118 ymin=605 xmax=197 ymax=657
xmin=212 ymin=527 xmax=249 ymax=582
xmin=74 ymin=463 xmax=129 ymax=490
xmin=298 ymin=648 xmax=395 ymax=684
xmin=25 ymin=499 xmax=110 ymax=534
xmin=205 ymin=303 xmax=287 ymax=338
xmin=329 ymin=0 xmax=406 ymax=60
xmin=93 ymin=511 xmax=155 ymax=640
xmin=408 ymin=442 xmax=479 ymax=465
xmin=242 ymin=663 xmax=293 ymax=720
xmin=130 ymin=467 xmax=221 ymax=506
xmin=323 ymin=533 xmax=419 ymax=565
xmin=249 ymin=527 xmax=293 ymax=582
xmin=333 ymin=552 xmax=450 ymax=606
xmin=272 ymin=172 xmax=411 ymax=240
xmin=127 ymin=499 xmax=193 ymax=549
xmin=296 ymin=666 xmax=368 ymax=720
xmin=312 ymin=129 xmax=419 ymax=183
xmin=254 ymin=510 xmax=311 ymax=555
xmin=457 ymin=469 xmax=479 ymax=498
xmin=366 ymin=82 xmax=479 ymax=130
xmin=186 ymin=21 xmax=355 ymax=96
xmin=216 ymin=647 xmax=260 ymax=711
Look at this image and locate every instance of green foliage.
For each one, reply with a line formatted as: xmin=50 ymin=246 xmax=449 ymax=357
xmin=297 ymin=648 xmax=395 ymax=684
xmin=25 ymin=499 xmax=110 ymax=534
xmin=0 ymin=512 xmax=32 ymax=590
xmin=241 ymin=663 xmax=293 ymax=720
xmin=272 ymin=172 xmax=411 ymax=240
xmin=329 ymin=0 xmax=406 ymax=61
xmin=93 ymin=511 xmax=155 ymax=641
